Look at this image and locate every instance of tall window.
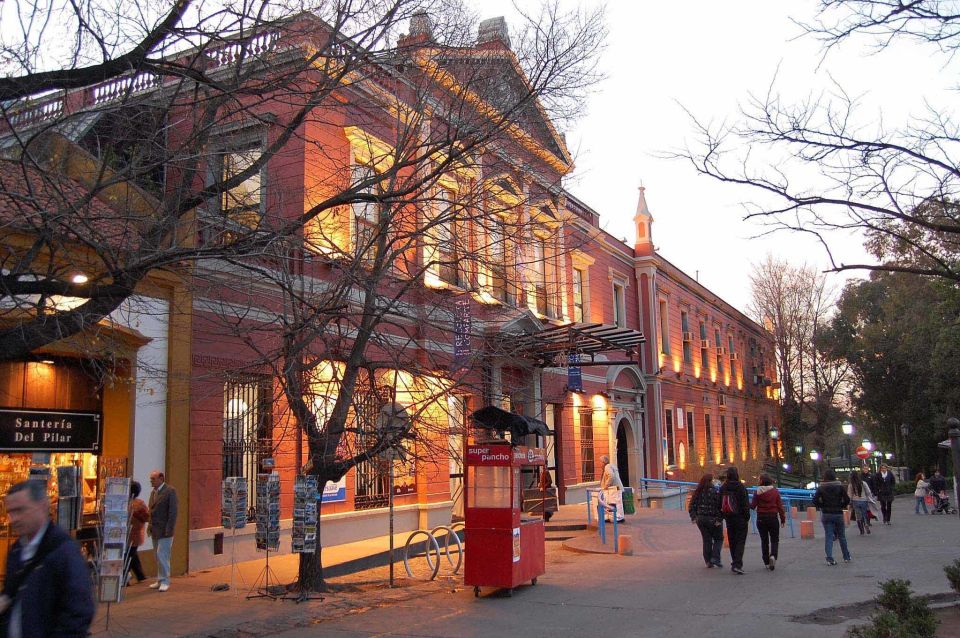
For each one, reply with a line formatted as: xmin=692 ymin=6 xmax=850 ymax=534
xmin=681 ymin=311 xmax=691 ymax=364
xmin=746 ymin=417 xmax=754 ymax=459
xmin=532 ymin=236 xmax=559 ymax=318
xmin=720 ymin=415 xmax=729 ymax=461
xmin=658 ymin=299 xmax=670 ymax=354
xmin=715 ymin=328 xmax=725 ymax=376
xmin=733 ymin=416 xmax=740 ymax=459
xmin=354 ymin=388 xmax=391 ymax=509
xmin=664 ymin=408 xmax=675 ymax=467
xmin=489 ymin=217 xmax=511 ymax=303
xmin=435 ymin=189 xmax=468 ymax=287
xmin=728 ymin=335 xmax=737 ymax=381
xmin=686 ymin=409 xmax=696 ymax=457
xmin=580 ymin=408 xmax=595 ymax=481
xmin=699 ymin=321 xmax=709 ymax=372
xmin=704 ymin=413 xmax=713 ymax=461
xmin=222 ymin=377 xmax=272 ymax=520
xmin=351 ymin=163 xmax=380 ymax=263
xmin=572 ymin=268 xmax=585 ymax=322
xmin=613 ymin=282 xmax=626 ymax=327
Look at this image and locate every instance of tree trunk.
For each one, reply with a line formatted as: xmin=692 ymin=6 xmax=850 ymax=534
xmin=297 ymin=547 xmax=326 ymax=592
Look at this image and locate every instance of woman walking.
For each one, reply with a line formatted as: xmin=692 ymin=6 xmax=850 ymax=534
xmin=813 ymin=469 xmax=851 ymax=565
xmin=848 ymin=471 xmax=873 ymax=535
xmin=914 ymin=472 xmax=930 ymax=515
xmin=751 ymin=473 xmax=785 ymax=570
xmin=688 ymin=473 xmax=723 ymax=568
xmin=876 ymin=464 xmax=897 ymax=524
xmin=719 ymin=467 xmax=750 ymax=575
xmin=126 ymin=480 xmax=150 ymax=585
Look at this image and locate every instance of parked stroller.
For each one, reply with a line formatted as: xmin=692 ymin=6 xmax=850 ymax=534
xmin=931 ymin=491 xmax=957 ymax=515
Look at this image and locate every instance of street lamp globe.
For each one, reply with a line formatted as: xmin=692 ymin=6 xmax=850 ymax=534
xmin=810 ymin=450 xmax=821 ymax=461
xmin=794 ymin=444 xmax=803 ymax=454
xmin=862 ymin=439 xmax=873 ymax=451
xmin=782 ymin=463 xmax=791 ymax=471
xmin=873 ymin=450 xmax=882 ymax=458
xmin=769 ymin=427 xmax=779 ymax=440
xmin=842 ymin=421 xmax=854 ymax=436
xmin=884 ymin=452 xmax=893 ymax=460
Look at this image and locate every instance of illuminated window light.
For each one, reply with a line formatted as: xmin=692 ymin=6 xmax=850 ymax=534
xmin=71 ymin=273 xmax=89 ymax=284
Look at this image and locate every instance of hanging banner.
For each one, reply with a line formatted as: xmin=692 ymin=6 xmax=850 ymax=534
xmin=452 ymin=296 xmax=471 ymax=369
xmin=567 ymin=353 xmax=583 ymax=392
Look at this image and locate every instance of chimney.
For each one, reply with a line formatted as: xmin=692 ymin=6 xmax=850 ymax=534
xmin=477 ymin=17 xmax=511 ymax=50
xmin=399 ymin=12 xmax=434 ymax=47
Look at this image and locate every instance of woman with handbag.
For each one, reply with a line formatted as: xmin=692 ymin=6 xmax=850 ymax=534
xmin=719 ymin=466 xmax=750 ymax=575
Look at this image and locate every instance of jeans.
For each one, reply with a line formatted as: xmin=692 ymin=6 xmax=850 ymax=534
xmin=880 ymin=498 xmax=893 ymax=523
xmin=756 ymin=513 xmax=780 ymax=565
xmin=821 ymin=512 xmax=850 ymax=561
xmin=696 ymin=517 xmax=723 ymax=566
xmin=852 ymin=501 xmax=869 ymax=533
xmin=724 ymin=516 xmax=748 ymax=569
xmin=915 ymin=496 xmax=929 ymax=514
xmin=155 ymin=536 xmax=173 ymax=585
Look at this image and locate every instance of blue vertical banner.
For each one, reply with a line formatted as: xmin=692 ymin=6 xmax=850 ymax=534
xmin=567 ymin=353 xmax=583 ymax=392
xmin=453 ymin=296 xmax=472 ymax=369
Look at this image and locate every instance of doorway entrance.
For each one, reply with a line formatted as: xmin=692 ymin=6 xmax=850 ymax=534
xmin=616 ymin=418 xmax=630 ymax=486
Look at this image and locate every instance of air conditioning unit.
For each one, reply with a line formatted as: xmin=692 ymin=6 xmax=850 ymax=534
xmin=753 ymin=374 xmax=761 ymax=385
xmin=718 ymin=394 xmax=726 ymax=408
xmin=730 ymin=352 xmax=739 ymax=361
xmin=682 ymin=331 xmax=693 ymax=342
xmin=700 ymin=340 xmax=711 ymax=350
xmin=717 ymin=347 xmax=727 ymax=356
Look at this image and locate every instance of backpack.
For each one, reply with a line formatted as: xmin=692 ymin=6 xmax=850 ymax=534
xmin=721 ymin=492 xmax=737 ymax=514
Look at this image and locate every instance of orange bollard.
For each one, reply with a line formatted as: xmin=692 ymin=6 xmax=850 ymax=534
xmin=618 ymin=534 xmax=634 ymax=556
xmin=806 ymin=506 xmax=817 ymax=521
xmin=843 ymin=510 xmax=851 ymax=526
xmin=790 ymin=506 xmax=798 ymax=520
xmin=800 ymin=519 xmax=815 ymax=539
xmin=723 ymin=528 xmax=730 ymax=548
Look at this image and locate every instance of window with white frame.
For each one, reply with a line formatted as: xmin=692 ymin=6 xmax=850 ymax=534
xmin=699 ymin=321 xmax=709 ymax=372
xmin=658 ymin=298 xmax=670 ymax=354
xmin=714 ymin=328 xmax=724 ymax=377
xmin=572 ymin=267 xmax=585 ymax=322
xmin=612 ymin=281 xmax=626 ymax=328
xmin=351 ymin=163 xmax=381 ymax=263
xmin=681 ymin=311 xmax=691 ymax=363
xmin=664 ymin=406 xmax=675 ymax=467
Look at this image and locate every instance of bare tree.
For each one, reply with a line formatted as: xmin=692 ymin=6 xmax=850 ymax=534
xmin=749 ymin=254 xmax=852 ymax=454
xmin=679 ymin=0 xmax=960 ymax=282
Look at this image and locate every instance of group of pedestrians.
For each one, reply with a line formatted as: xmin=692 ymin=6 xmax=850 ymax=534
xmin=688 ymin=463 xmax=903 ymax=574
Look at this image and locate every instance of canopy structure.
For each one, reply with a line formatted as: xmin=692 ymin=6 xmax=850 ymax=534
xmin=471 ymin=406 xmax=551 ymax=444
xmin=494 ymin=322 xmax=645 ymax=368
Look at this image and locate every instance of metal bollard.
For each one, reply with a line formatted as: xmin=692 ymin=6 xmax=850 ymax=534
xmin=598 ymin=503 xmax=606 ymax=544
xmin=612 ymin=505 xmax=619 ymax=553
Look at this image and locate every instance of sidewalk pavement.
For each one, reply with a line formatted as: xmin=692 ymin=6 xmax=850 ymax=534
xmin=92 ymin=497 xmax=960 ymax=637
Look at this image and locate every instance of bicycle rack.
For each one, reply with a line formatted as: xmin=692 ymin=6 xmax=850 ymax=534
xmin=402 ymin=526 xmax=464 ymax=580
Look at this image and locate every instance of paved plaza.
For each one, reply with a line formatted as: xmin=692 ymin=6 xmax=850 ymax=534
xmin=92 ymin=496 xmax=959 ymax=637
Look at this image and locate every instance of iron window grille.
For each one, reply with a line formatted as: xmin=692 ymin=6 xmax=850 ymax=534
xmin=222 ymin=376 xmax=273 ymax=521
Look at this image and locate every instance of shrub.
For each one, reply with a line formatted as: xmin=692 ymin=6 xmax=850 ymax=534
xmin=895 ymin=482 xmax=917 ymax=496
xmin=945 ymin=559 xmax=960 ymax=595
xmin=847 ymin=579 xmax=938 ymax=638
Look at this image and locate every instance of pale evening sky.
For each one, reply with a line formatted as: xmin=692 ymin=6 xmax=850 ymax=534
xmin=478 ymin=0 xmax=948 ymax=314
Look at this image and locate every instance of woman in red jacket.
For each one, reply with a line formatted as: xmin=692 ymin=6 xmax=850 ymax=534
xmin=126 ymin=480 xmax=150 ymax=585
xmin=751 ymin=473 xmax=786 ymax=571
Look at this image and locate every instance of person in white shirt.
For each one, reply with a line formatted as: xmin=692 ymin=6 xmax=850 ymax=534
xmin=599 ymin=456 xmax=625 ymax=522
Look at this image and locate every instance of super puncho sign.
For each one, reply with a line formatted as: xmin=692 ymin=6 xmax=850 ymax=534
xmin=466 ymin=445 xmax=546 ymax=466
xmin=0 ymin=408 xmax=102 ymax=452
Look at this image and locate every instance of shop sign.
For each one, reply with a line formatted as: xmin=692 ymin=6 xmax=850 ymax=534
xmin=466 ymin=445 xmax=512 ymax=466
xmin=321 ymin=476 xmax=346 ymax=503
xmin=0 ymin=408 xmax=102 ymax=452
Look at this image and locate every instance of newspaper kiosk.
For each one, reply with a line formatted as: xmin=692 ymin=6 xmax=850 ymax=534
xmin=464 ymin=443 xmax=546 ymax=597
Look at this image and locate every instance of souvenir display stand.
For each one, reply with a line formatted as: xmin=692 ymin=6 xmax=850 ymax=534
xmin=221 ymin=476 xmax=248 ymax=593
xmin=248 ymin=472 xmax=280 ymax=600
xmin=283 ymin=475 xmax=323 ymax=602
xmin=464 ymin=444 xmax=546 ymax=597
xmin=97 ymin=477 xmax=131 ymax=630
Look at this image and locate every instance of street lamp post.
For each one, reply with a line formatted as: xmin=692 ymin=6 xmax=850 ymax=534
xmin=770 ymin=427 xmax=781 ymax=487
xmin=794 ymin=444 xmax=803 ymax=476
xmin=842 ymin=421 xmax=854 ymax=470
xmin=947 ymin=417 xmax=960 ymax=518
xmin=901 ymin=424 xmax=910 ymax=475
xmin=810 ymin=450 xmax=821 ymax=487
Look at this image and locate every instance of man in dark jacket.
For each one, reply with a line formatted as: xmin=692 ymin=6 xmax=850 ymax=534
xmin=1 ymin=479 xmax=94 ymax=636
xmin=875 ymin=464 xmax=897 ymax=524
xmin=813 ymin=469 xmax=852 ymax=565
xmin=719 ymin=467 xmax=751 ymax=575
xmin=930 ymin=470 xmax=947 ymax=496
xmin=148 ymin=469 xmax=178 ymax=591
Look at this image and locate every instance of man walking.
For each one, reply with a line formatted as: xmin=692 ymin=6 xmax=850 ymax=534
xmin=148 ymin=469 xmax=178 ymax=591
xmin=0 ymin=480 xmax=94 ymax=636
xmin=813 ymin=469 xmax=852 ymax=565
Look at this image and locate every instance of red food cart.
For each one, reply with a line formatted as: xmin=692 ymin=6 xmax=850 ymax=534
xmin=464 ymin=443 xmax=546 ymax=597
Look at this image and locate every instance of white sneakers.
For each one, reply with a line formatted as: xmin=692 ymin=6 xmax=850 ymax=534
xmin=149 ymin=582 xmax=170 ymax=591
xmin=149 ymin=582 xmax=160 ymax=589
